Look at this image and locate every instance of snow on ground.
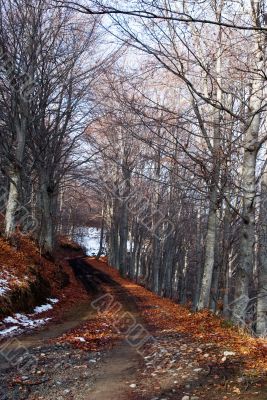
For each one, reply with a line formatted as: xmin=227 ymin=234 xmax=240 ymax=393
xmin=34 ymin=298 xmax=59 ymax=313
xmin=0 ymin=278 xmax=10 ymax=296
xmin=0 ymin=270 xmax=59 ymax=339
xmin=76 ymin=337 xmax=86 ymax=342
xmin=3 ymin=313 xmax=50 ymax=329
xmin=75 ymin=227 xmax=105 ymax=256
xmin=48 ymin=298 xmax=59 ymax=304
xmin=34 ymin=304 xmax=53 ymax=313
xmin=0 ymin=271 xmax=17 ymax=296
xmin=0 ymin=326 xmax=22 ymax=337
xmin=0 ymin=298 xmax=59 ymax=338
xmin=0 ymin=271 xmax=29 ymax=297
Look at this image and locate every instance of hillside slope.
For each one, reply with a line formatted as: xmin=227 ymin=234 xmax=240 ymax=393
xmin=0 ymin=234 xmax=88 ymax=337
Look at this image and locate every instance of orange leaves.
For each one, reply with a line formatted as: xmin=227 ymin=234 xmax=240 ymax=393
xmin=58 ymin=312 xmax=122 ymax=352
xmin=0 ymin=234 xmax=88 ymax=324
xmin=89 ymin=257 xmax=267 ymax=375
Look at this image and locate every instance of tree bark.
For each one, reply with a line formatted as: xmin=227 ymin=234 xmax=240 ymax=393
xmin=233 ymin=21 xmax=264 ymax=320
xmin=198 ymin=190 xmax=218 ymax=309
xmin=5 ymin=116 xmax=26 ymax=237
xmin=197 ymin=13 xmax=222 ymax=309
xmin=257 ymin=163 xmax=267 ymax=335
xmin=38 ymin=174 xmax=55 ymax=254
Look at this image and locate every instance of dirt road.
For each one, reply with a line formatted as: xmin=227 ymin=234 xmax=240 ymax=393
xmin=0 ymin=257 xmax=266 ymax=400
xmin=0 ymin=258 xmax=141 ymax=400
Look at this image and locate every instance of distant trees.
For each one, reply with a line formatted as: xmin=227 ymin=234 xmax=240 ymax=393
xmin=78 ymin=0 xmax=267 ymax=335
xmin=1 ymin=0 xmax=267 ymax=335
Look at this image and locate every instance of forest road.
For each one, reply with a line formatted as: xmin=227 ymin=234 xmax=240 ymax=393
xmin=0 ymin=257 xmax=144 ymax=400
xmin=69 ymin=257 xmax=144 ymax=400
xmin=1 ymin=257 xmax=266 ymax=400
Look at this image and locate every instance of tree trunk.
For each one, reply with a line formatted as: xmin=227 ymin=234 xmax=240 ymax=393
xmin=5 ymin=116 xmax=26 ymax=237
xmin=233 ymin=26 xmax=264 ymax=320
xmin=257 ymin=163 xmax=267 ymax=335
xmin=38 ymin=174 xmax=55 ymax=254
xmin=198 ymin=191 xmax=218 ymax=309
xmin=198 ymin=21 xmax=222 ymax=309
xmin=97 ymin=206 xmax=105 ymax=259
xmin=5 ymin=172 xmax=20 ymax=237
xmin=193 ymin=209 xmax=203 ymax=310
xmin=118 ymin=169 xmax=130 ymax=276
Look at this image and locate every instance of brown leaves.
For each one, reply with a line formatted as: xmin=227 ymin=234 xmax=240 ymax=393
xmin=89 ymin=257 xmax=267 ymax=375
xmin=58 ymin=310 xmax=122 ymax=352
xmin=0 ymin=234 xmax=88 ymax=326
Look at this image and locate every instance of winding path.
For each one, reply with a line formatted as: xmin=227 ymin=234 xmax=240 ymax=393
xmin=0 ymin=257 xmax=266 ymax=400
xmin=0 ymin=257 xmax=143 ymax=400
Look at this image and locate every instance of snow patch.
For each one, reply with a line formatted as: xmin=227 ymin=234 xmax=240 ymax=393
xmin=48 ymin=298 xmax=59 ymax=304
xmin=3 ymin=316 xmax=18 ymax=324
xmin=74 ymin=227 xmax=105 ymax=256
xmin=0 ymin=326 xmax=22 ymax=337
xmin=76 ymin=337 xmax=86 ymax=342
xmin=0 ymin=270 xmax=16 ymax=295
xmin=34 ymin=297 xmax=59 ymax=313
xmin=34 ymin=304 xmax=53 ymax=313
xmin=3 ymin=313 xmax=50 ymax=328
xmin=0 ymin=278 xmax=10 ymax=296
xmin=0 ymin=297 xmax=58 ymax=339
xmin=0 ymin=271 xmax=26 ymax=297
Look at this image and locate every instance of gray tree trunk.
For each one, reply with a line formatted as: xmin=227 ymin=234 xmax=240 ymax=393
xmin=97 ymin=206 xmax=105 ymax=259
xmin=198 ymin=191 xmax=218 ymax=309
xmin=233 ymin=25 xmax=264 ymax=319
xmin=118 ymin=169 xmax=130 ymax=276
xmin=256 ymin=163 xmax=267 ymax=335
xmin=38 ymin=174 xmax=55 ymax=254
xmin=197 ymin=18 xmax=222 ymax=309
xmin=5 ymin=117 xmax=26 ymax=237
xmin=221 ymin=202 xmax=232 ymax=317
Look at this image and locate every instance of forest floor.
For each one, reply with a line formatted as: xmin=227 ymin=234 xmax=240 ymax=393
xmin=0 ymin=256 xmax=267 ymax=400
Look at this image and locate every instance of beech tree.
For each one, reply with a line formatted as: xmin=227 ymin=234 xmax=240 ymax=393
xmin=1 ymin=0 xmax=267 ymax=335
xmin=0 ymin=0 xmax=102 ymax=252
xmin=68 ymin=0 xmax=267 ymax=334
